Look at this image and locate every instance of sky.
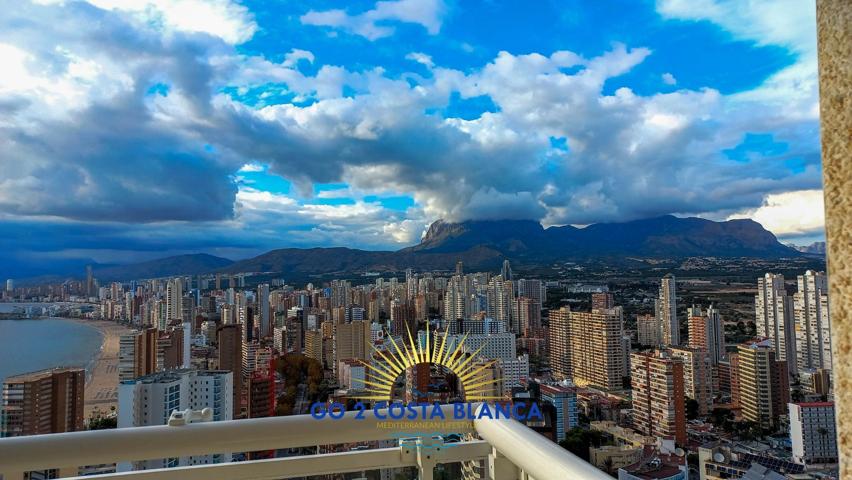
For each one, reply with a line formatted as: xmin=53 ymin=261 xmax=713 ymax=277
xmin=0 ymin=0 xmax=824 ymax=276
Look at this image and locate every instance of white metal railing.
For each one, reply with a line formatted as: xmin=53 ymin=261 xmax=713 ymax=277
xmin=0 ymin=404 xmax=611 ymax=480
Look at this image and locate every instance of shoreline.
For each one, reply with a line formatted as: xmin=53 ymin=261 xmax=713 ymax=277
xmin=68 ymin=318 xmax=133 ymax=420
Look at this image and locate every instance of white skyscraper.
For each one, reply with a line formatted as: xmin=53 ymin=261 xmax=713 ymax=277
xmin=657 ymin=274 xmax=679 ymax=345
xmin=118 ymin=369 xmax=233 ymax=471
xmin=487 ymin=276 xmax=516 ymax=333
xmin=756 ymin=273 xmax=796 ymax=374
xmin=795 ymin=271 xmax=832 ymax=372
xmin=443 ymin=275 xmax=472 ymax=321
xmin=165 ymin=278 xmax=183 ymax=322
xmin=437 ymin=331 xmax=527 ymax=396
xmin=501 ymin=260 xmax=512 ymax=281
xmin=789 ymin=401 xmax=837 ymax=465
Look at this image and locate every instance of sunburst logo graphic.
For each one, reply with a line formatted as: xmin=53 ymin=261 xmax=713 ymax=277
xmin=357 ymin=324 xmax=502 ymax=401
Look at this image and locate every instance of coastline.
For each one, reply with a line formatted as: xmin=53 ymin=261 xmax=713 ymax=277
xmin=68 ymin=318 xmax=132 ymax=420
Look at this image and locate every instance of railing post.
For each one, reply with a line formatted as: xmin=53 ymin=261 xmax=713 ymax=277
xmin=416 ymin=436 xmax=437 ymax=480
xmin=488 ymin=447 xmax=521 ymax=480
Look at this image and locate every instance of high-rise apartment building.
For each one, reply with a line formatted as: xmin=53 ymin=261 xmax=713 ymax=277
xmin=118 ymin=369 xmax=233 ymax=470
xmin=669 ymin=346 xmax=713 ymax=416
xmin=636 ymin=314 xmax=661 ymax=347
xmin=515 ymin=296 xmax=541 ymax=333
xmin=119 ymin=328 xmax=159 ymax=381
xmin=248 ymin=370 xmax=275 ymax=419
xmin=794 ymin=271 xmax=832 ymax=372
xmin=257 ymin=284 xmax=270 ymax=339
xmin=687 ymin=304 xmax=725 ymax=365
xmin=165 ymin=278 xmax=183 ymax=323
xmin=217 ymin=324 xmax=243 ymax=416
xmin=789 ymin=402 xmax=837 ymax=465
xmin=592 ymin=292 xmax=615 ymax=311
xmin=657 ymin=274 xmax=678 ymax=345
xmin=333 ymin=320 xmax=371 ymax=375
xmin=516 ymin=279 xmax=545 ymax=305
xmin=539 ymin=383 xmax=578 ymax=443
xmin=441 ymin=331 xmax=528 ymax=395
xmin=157 ymin=325 xmax=186 ymax=371
xmin=390 ymin=299 xmax=416 ymax=336
xmin=304 ymin=330 xmax=324 ymax=367
xmin=86 ymin=265 xmax=94 ymax=298
xmin=728 ymin=352 xmax=741 ymax=408
xmin=443 ymin=275 xmax=472 ymax=322
xmin=549 ymin=306 xmax=624 ymax=391
xmin=755 ymin=273 xmax=796 ymax=374
xmin=487 ymin=276 xmax=516 ymax=333
xmin=630 ymin=350 xmax=686 ymax=445
xmin=1 ymin=367 xmax=85 ymax=437
xmin=501 ymin=259 xmax=512 ymax=282
xmin=737 ymin=338 xmax=790 ymax=428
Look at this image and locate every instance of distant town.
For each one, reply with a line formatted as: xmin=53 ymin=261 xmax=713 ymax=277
xmin=0 ymin=256 xmax=837 ymax=479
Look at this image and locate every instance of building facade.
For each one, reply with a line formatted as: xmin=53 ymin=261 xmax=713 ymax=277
xmin=118 ymin=369 xmax=233 ymax=470
xmin=657 ymin=274 xmax=678 ymax=346
xmin=550 ymin=307 xmax=625 ymax=391
xmin=794 ymin=270 xmax=832 ymax=373
xmin=789 ymin=401 xmax=837 ymax=465
xmin=737 ymin=339 xmax=790 ymax=428
xmin=630 ymin=350 xmax=686 ymax=446
xmin=1 ymin=367 xmax=84 ymax=438
xmin=755 ymin=273 xmax=796 ymax=375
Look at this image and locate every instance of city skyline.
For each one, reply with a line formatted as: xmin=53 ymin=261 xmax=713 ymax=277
xmin=0 ymin=0 xmax=824 ymax=276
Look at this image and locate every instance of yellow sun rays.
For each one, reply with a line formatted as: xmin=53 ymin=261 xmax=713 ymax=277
xmin=356 ymin=324 xmax=503 ymax=402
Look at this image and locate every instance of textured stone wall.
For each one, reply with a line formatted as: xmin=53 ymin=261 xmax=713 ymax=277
xmin=817 ymin=0 xmax=852 ymax=476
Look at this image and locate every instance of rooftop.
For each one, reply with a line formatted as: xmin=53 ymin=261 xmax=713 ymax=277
xmin=3 ymin=367 xmax=84 ymax=384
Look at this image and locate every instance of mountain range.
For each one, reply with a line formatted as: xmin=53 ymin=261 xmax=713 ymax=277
xmin=787 ymin=241 xmax=826 ymax=255
xmin=84 ymin=215 xmax=800 ymax=281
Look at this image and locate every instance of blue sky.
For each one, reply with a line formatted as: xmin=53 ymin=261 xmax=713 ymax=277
xmin=0 ymin=0 xmax=823 ymax=276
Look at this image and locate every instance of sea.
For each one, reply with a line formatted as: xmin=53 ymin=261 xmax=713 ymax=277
xmin=0 ymin=303 xmax=103 ymax=385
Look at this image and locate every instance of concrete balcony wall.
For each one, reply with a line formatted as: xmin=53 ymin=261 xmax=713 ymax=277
xmin=817 ymin=0 xmax=852 ymax=477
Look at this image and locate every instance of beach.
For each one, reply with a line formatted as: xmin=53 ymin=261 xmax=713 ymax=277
xmin=70 ymin=319 xmax=132 ymax=420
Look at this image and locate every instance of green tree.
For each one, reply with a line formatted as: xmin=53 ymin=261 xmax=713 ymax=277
xmin=88 ymin=415 xmax=117 ymax=430
xmin=558 ymin=428 xmax=606 ymax=461
xmin=709 ymin=407 xmax=735 ymax=432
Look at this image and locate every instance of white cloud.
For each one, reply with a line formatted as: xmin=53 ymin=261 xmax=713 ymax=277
xmin=383 ymin=219 xmax=427 ymax=243
xmin=86 ymin=0 xmax=257 ymax=44
xmin=406 ymin=52 xmax=434 ymax=68
xmin=728 ymin=189 xmax=824 ymax=237
xmin=237 ymin=163 xmax=265 ymax=173
xmin=301 ymin=0 xmax=447 ymax=40
xmin=661 ymin=72 xmax=677 ymax=85
xmin=316 ymin=188 xmax=354 ymax=199
xmin=656 ymin=0 xmax=818 ymax=121
xmin=283 ymin=49 xmax=315 ymax=67
xmin=656 ymin=0 xmax=815 ymax=55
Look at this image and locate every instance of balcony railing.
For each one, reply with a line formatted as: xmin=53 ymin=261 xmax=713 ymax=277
xmin=0 ymin=404 xmax=611 ymax=480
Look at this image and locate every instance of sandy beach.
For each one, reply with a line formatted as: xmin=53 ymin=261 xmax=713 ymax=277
xmin=71 ymin=319 xmax=133 ymax=420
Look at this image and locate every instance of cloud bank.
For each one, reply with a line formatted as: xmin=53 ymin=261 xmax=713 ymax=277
xmin=0 ymin=0 xmax=823 ymax=272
